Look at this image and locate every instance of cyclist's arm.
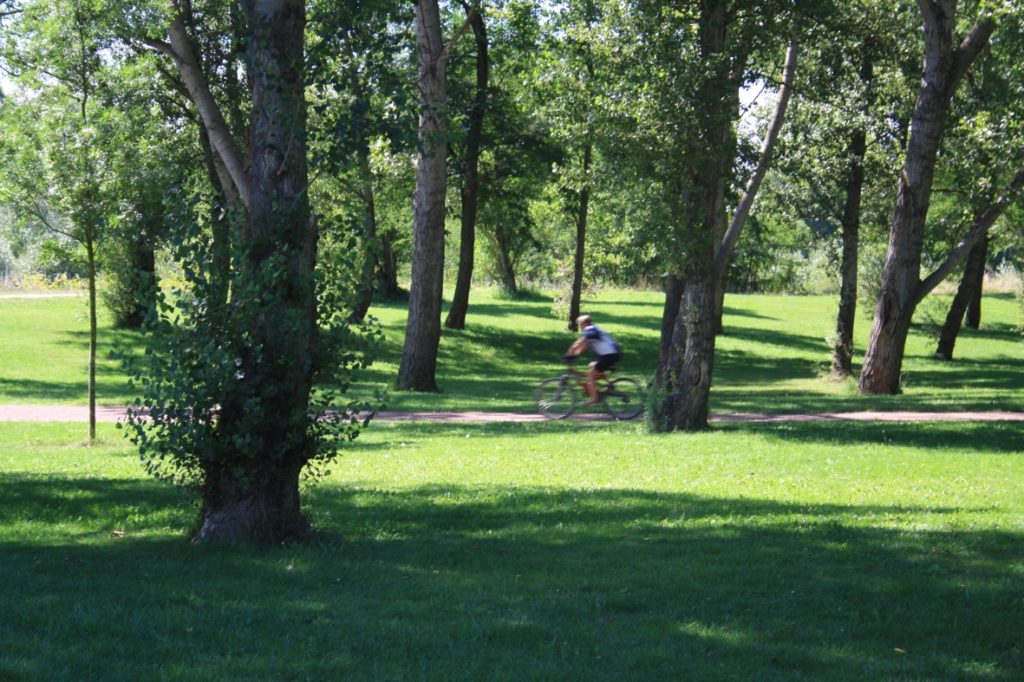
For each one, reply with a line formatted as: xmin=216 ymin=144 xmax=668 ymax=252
xmin=566 ymin=336 xmax=587 ymax=356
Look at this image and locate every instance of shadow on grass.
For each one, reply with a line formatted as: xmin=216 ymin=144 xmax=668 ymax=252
xmin=715 ymin=420 xmax=1024 ymax=455
xmin=2 ymin=472 xmax=1022 ymax=679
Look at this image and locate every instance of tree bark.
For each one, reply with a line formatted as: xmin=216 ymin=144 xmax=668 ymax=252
xmin=195 ymin=0 xmax=314 ymax=542
xmin=859 ymin=4 xmax=995 ymax=394
xmin=653 ymin=0 xmax=731 ymax=432
xmin=830 ymin=43 xmax=873 ymax=378
xmin=965 ymin=254 xmax=984 ymax=329
xmin=935 ymin=233 xmax=987 ymax=359
xmin=655 ymin=272 xmax=717 ymax=431
xmin=445 ymin=6 xmax=488 ymax=330
xmin=157 ymin=8 xmax=250 ymax=209
xmin=86 ymin=236 xmax=97 ymax=445
xmin=568 ymin=140 xmax=593 ymax=331
xmin=397 ymin=0 xmax=449 ymax=391
xmin=350 ymin=141 xmax=381 ymax=323
xmin=657 ymin=274 xmax=684 ymax=376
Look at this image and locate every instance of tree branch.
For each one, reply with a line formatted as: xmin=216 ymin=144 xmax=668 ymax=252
xmin=436 ymin=3 xmax=478 ymax=68
xmin=715 ymin=38 xmax=799 ymax=279
xmin=913 ymin=166 xmax=1024 ymax=305
xmin=164 ymin=14 xmax=250 ymax=209
xmin=950 ymin=17 xmax=996 ymax=89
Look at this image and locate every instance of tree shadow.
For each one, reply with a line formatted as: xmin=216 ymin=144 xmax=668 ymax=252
xmin=716 ymin=420 xmax=1024 ymax=455
xmin=2 ymin=475 xmax=1021 ymax=679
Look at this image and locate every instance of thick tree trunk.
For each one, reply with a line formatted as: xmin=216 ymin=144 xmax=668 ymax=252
xmin=652 ymin=0 xmax=731 ymax=432
xmin=935 ymin=234 xmax=987 ymax=360
xmin=397 ymin=0 xmax=448 ymax=391
xmin=859 ymin=3 xmax=994 ymax=394
xmin=195 ymin=461 xmax=306 ymax=543
xmin=655 ymin=272 xmax=717 ymax=432
xmin=445 ymin=7 xmax=488 ymax=331
xmin=196 ymin=0 xmax=314 ymax=542
xmin=568 ymin=140 xmax=593 ymax=331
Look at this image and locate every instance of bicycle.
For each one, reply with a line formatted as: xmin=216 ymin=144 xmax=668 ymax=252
xmin=534 ymin=359 xmax=644 ymax=420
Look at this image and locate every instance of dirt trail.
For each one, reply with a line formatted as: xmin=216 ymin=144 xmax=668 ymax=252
xmin=1 ymin=404 xmax=1022 ymax=424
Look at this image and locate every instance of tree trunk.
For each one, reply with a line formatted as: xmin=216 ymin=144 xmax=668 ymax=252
xmin=965 ymin=244 xmax=985 ymax=328
xmin=397 ymin=0 xmax=448 ymax=391
xmin=652 ymin=0 xmax=731 ymax=432
xmin=198 ymin=126 xmax=234 ymax=310
xmin=86 ymin=236 xmax=97 ymax=445
xmin=350 ymin=142 xmax=381 ymax=324
xmin=830 ymin=45 xmax=872 ymax=378
xmin=118 ymin=241 xmax=156 ymax=329
xmin=655 ymin=272 xmax=717 ymax=432
xmin=446 ymin=6 xmax=488 ymax=331
xmin=831 ymin=126 xmax=868 ymax=377
xmin=196 ymin=0 xmax=314 ymax=542
xmin=493 ymin=234 xmax=518 ymax=294
xmin=859 ymin=4 xmax=994 ymax=394
xmin=713 ymin=38 xmax=798 ymax=334
xmin=657 ymin=274 xmax=684 ymax=377
xmin=568 ymin=140 xmax=593 ymax=331
xmin=195 ymin=461 xmax=306 ymax=543
xmin=935 ymin=233 xmax=987 ymax=360
xmin=372 ymin=228 xmax=401 ymax=298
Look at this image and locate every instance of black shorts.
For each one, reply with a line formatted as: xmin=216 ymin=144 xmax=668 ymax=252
xmin=594 ymin=353 xmax=621 ymax=372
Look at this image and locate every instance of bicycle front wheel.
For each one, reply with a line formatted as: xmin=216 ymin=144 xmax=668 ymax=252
xmin=534 ymin=376 xmax=577 ymax=419
xmin=603 ymin=377 xmax=644 ymax=420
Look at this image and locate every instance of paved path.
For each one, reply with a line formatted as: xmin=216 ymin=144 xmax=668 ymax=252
xmin=1 ymin=404 xmax=1023 ymax=424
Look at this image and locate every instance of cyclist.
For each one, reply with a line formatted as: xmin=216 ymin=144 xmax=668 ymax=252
xmin=563 ymin=314 xmax=622 ymax=406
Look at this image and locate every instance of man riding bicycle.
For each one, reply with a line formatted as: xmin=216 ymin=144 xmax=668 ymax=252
xmin=564 ymin=314 xmax=621 ymax=406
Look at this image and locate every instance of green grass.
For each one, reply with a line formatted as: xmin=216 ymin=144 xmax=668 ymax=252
xmin=6 ymin=284 xmax=1015 ymax=411
xmin=6 ymin=287 xmax=1018 ymax=414
xmin=2 ymin=420 xmax=1023 ymax=680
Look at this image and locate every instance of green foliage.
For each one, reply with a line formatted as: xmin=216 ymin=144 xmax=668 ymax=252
xmin=119 ymin=197 xmax=384 ymax=493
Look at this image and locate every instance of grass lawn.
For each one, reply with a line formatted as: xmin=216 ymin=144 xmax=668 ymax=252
xmin=1 ymin=420 xmax=1022 ymax=679
xmin=0 ymin=288 xmax=1021 ymax=413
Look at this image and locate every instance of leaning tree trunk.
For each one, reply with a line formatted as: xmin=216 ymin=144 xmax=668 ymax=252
xmin=397 ymin=0 xmax=448 ymax=391
xmin=935 ymin=233 xmax=987 ymax=360
xmin=859 ymin=3 xmax=994 ymax=394
xmin=964 ymin=240 xmax=985 ymax=329
xmin=568 ymin=140 xmax=593 ymax=331
xmin=195 ymin=0 xmax=315 ymax=543
xmin=713 ymin=38 xmax=797 ymax=335
xmin=445 ymin=6 xmax=488 ymax=331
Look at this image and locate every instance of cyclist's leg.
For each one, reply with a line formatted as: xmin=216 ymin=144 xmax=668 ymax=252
xmin=584 ymin=361 xmax=601 ymax=405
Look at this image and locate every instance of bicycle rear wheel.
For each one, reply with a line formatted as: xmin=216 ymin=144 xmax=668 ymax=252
xmin=602 ymin=377 xmax=643 ymax=420
xmin=534 ymin=376 xmax=577 ymax=419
